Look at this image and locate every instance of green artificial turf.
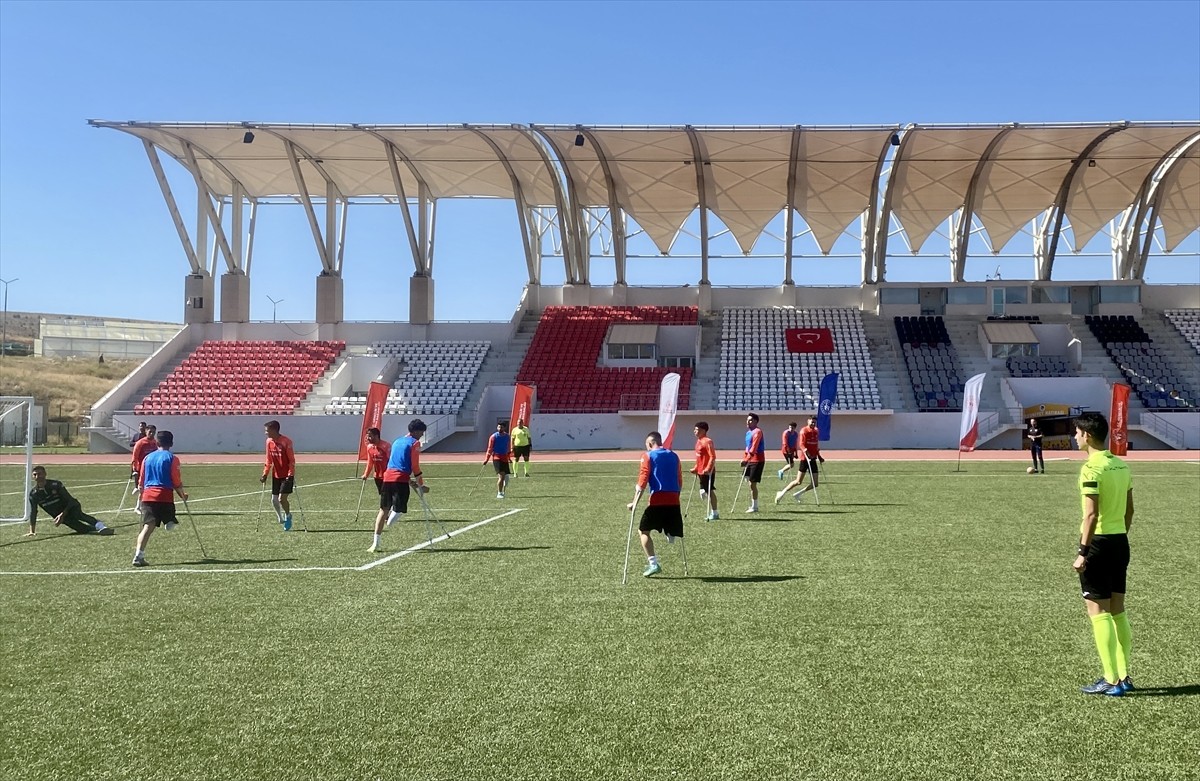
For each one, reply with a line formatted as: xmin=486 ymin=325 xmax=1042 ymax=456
xmin=2 ymin=459 xmax=1198 ymax=781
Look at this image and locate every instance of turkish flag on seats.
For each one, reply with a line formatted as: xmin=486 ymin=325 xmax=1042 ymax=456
xmin=785 ymin=328 xmax=835 ymax=353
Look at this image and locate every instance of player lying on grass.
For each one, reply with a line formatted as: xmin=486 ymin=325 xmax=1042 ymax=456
xmin=25 ymin=465 xmax=113 ymax=536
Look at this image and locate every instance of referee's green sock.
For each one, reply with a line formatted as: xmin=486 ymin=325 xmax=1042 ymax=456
xmin=1112 ymin=611 xmax=1132 ymax=680
xmin=1090 ymin=612 xmax=1119 ymax=684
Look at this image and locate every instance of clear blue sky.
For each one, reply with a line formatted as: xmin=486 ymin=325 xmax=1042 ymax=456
xmin=1 ymin=0 xmax=1197 ymax=324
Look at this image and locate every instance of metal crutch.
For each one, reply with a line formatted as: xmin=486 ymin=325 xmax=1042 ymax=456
xmin=181 ymin=499 xmax=209 ymax=559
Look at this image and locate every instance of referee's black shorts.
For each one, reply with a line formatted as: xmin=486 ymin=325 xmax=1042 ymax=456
xmin=1079 ymin=534 xmax=1130 ymax=600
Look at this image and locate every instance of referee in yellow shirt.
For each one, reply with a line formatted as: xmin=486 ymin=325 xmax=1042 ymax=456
xmin=1071 ymin=412 xmax=1135 ymax=697
xmin=511 ymin=419 xmax=532 ymax=477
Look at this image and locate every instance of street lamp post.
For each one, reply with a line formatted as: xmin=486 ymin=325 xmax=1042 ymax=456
xmin=0 ymin=277 xmax=18 ymax=378
xmin=266 ymin=295 xmax=284 ymax=323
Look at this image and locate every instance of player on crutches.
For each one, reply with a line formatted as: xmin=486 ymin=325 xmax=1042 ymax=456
xmin=358 ymin=427 xmax=390 ymax=525
xmin=261 ymin=420 xmax=296 ymax=531
xmin=691 ymin=422 xmax=719 ymax=521
xmin=623 ymin=430 xmax=686 ymax=581
xmin=369 ymin=418 xmax=428 ymax=553
xmin=774 ymin=416 xmax=822 ymax=506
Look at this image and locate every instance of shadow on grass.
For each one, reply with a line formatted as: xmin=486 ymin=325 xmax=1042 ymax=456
xmin=170 ymin=557 xmax=299 ymax=566
xmin=429 ymin=545 xmax=552 ymax=554
xmin=697 ymin=574 xmax=804 ymax=584
xmin=1127 ymin=684 xmax=1200 ymax=697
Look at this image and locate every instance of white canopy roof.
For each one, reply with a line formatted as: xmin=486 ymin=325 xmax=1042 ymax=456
xmin=90 ymin=120 xmax=1200 ymax=267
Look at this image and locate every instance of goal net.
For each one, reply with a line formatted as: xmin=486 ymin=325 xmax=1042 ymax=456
xmin=0 ymin=396 xmax=35 ymax=525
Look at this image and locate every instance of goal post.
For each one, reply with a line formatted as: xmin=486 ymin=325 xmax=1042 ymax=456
xmin=0 ymin=396 xmax=36 ymax=525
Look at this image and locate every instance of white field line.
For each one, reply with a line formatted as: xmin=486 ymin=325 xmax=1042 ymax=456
xmin=0 ymin=508 xmax=524 ymax=577
xmin=358 ymin=508 xmax=523 ymax=571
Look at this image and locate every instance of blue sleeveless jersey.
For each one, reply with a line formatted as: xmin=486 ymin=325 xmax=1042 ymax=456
xmin=142 ymin=450 xmax=177 ymax=490
xmin=387 ymin=436 xmax=419 ymax=473
xmin=647 ymin=448 xmax=681 ymax=494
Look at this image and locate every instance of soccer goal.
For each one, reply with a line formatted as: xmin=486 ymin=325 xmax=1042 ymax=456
xmin=0 ymin=396 xmax=35 ymax=525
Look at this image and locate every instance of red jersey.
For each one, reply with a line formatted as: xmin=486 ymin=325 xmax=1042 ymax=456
xmin=362 ymin=440 xmax=391 ymax=479
xmin=693 ymin=435 xmax=716 ymax=475
xmin=264 ymin=434 xmax=296 ymax=479
xmin=781 ymin=428 xmax=799 ymax=455
xmin=131 ymin=435 xmax=157 ymax=477
xmin=800 ymin=425 xmax=820 ymax=458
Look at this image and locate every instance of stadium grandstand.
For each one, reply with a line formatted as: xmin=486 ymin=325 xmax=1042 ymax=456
xmin=82 ymin=121 xmax=1200 ymax=453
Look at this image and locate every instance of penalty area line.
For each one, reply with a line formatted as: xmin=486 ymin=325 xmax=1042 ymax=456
xmin=358 ymin=508 xmax=524 ymax=571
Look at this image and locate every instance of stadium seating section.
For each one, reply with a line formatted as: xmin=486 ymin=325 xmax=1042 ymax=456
xmin=1006 ymin=356 xmax=1075 ymax=378
xmin=326 ymin=340 xmax=490 ymax=416
xmin=135 ymin=340 xmax=345 ymax=415
xmin=1164 ymin=309 xmax=1200 ymax=356
xmin=517 ymin=306 xmax=695 ymax=413
xmin=895 ymin=316 xmax=964 ymax=411
xmin=1085 ymin=315 xmax=1197 ymax=411
xmin=719 ymin=308 xmax=881 ymax=411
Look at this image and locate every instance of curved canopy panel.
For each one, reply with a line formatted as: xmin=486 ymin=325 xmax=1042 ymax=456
xmin=1065 ymin=126 xmax=1198 ymax=249
xmin=692 ymin=129 xmax=792 ymax=254
xmin=550 ymin=128 xmax=699 ymax=254
xmin=794 ymin=129 xmax=893 ymax=254
xmin=1158 ymin=147 xmax=1200 ymax=252
xmin=890 ymin=127 xmax=1005 ymax=252
xmin=975 ymin=126 xmax=1108 ymax=251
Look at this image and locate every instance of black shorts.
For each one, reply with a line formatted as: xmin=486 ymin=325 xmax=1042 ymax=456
xmin=782 ymin=451 xmax=796 ymax=467
xmin=1079 ymin=534 xmax=1130 ymax=601
xmin=271 ymin=476 xmax=295 ymax=495
xmin=493 ymin=460 xmax=511 ymax=475
xmin=372 ymin=477 xmax=384 ymax=494
xmin=141 ymin=501 xmax=177 ymax=528
xmin=382 ymin=481 xmax=411 ymax=514
xmin=513 ymin=445 xmax=531 ymax=459
xmin=638 ymin=504 xmax=684 ymax=537
xmin=742 ymin=462 xmax=765 ymax=483
xmin=699 ymin=472 xmax=716 ymax=492
xmin=798 ymin=458 xmax=819 ymax=476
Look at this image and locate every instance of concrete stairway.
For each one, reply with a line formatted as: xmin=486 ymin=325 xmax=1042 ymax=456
xmin=860 ymin=312 xmax=912 ymax=411
xmin=455 ymin=313 xmax=535 ymax=425
xmin=942 ymin=317 xmax=1008 ymax=420
xmin=689 ymin=312 xmax=722 ymax=410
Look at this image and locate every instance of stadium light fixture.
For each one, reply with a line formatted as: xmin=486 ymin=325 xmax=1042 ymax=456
xmin=890 ymin=132 xmax=901 ymax=146
xmin=1088 ymin=159 xmax=1097 ymax=167
xmin=243 ymin=131 xmax=255 ymax=144
xmin=574 ymin=133 xmax=585 ymax=147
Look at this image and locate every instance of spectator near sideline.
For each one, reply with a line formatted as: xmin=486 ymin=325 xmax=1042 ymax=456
xmin=132 ymin=430 xmax=188 ymax=568
xmin=25 ymin=466 xmax=113 ymax=536
xmin=691 ymin=421 xmax=718 ymax=521
xmin=777 ymin=422 xmax=799 ymax=481
xmin=511 ymin=419 xmax=533 ymax=477
xmin=627 ymin=431 xmax=683 ymax=578
xmin=485 ymin=421 xmax=512 ymax=499
xmin=776 ymin=417 xmax=822 ymax=503
xmin=741 ymin=413 xmax=765 ymax=513
xmin=369 ymin=419 xmax=429 ymax=553
xmin=129 ymin=421 xmax=148 ymax=447
xmin=1028 ymin=418 xmax=1046 ymax=473
xmin=261 ymin=420 xmax=296 ymax=531
xmin=1072 ymin=412 xmax=1135 ymax=697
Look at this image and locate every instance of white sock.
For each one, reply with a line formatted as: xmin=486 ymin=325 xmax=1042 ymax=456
xmin=373 ymin=534 xmax=381 ymax=546
xmin=135 ymin=548 xmax=144 ymax=558
xmin=386 ymin=510 xmax=400 ymax=524
xmin=648 ymin=556 xmax=658 ymax=566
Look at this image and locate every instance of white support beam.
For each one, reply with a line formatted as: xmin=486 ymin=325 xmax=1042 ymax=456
xmin=141 ymin=140 xmax=200 ymax=273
